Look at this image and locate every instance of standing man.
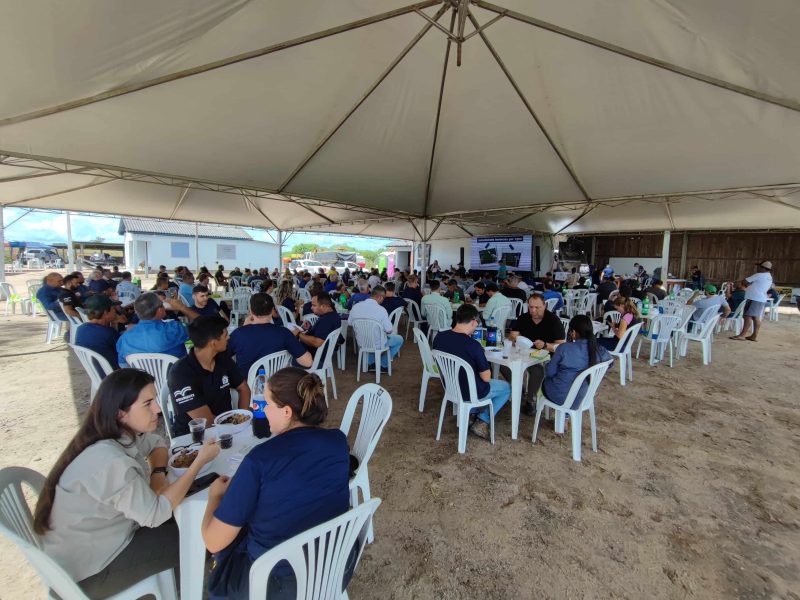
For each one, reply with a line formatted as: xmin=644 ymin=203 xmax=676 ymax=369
xmin=497 ymin=259 xmax=508 ymax=283
xmin=433 ymin=304 xmax=511 ymax=440
xmin=731 ymin=260 xmax=774 ymax=342
xmin=348 ymin=286 xmax=404 ymax=369
xmin=502 ymin=294 xmax=566 ymax=415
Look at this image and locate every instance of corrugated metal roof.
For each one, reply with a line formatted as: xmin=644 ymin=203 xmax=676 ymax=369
xmin=119 ymin=218 xmax=252 ymax=240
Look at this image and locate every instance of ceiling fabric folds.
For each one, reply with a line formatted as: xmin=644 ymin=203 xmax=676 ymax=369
xmin=1 ymin=0 xmax=798 ymax=239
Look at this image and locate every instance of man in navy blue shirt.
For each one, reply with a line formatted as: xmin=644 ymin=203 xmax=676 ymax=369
xmin=296 ymin=293 xmax=342 ymax=354
xmin=167 ymin=316 xmax=251 ymax=436
xmin=36 ymin=272 xmax=67 ymax=320
xmin=190 ymin=284 xmax=226 ymax=320
xmin=75 ymin=295 xmax=121 ymax=370
xmin=87 ymin=270 xmax=111 ymax=295
xmin=381 ymin=282 xmax=407 ymax=316
xmin=346 ymin=279 xmax=370 ymax=310
xmin=432 ymin=304 xmax=510 ymax=440
xmin=400 ymin=275 xmax=423 ymax=305
xmin=228 ymin=293 xmax=312 ymax=378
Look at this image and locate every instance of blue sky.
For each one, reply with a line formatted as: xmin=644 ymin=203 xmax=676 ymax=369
xmin=2 ymin=208 xmax=397 ymax=250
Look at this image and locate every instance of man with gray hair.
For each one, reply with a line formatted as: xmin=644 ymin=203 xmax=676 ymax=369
xmin=346 ymin=278 xmax=371 ymax=310
xmin=116 ymin=292 xmax=197 ymax=366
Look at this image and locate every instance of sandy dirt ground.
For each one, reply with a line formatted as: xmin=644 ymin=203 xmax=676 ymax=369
xmin=0 ymin=271 xmax=798 ymax=599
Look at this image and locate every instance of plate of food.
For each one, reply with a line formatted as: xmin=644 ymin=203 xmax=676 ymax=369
xmin=530 ymin=349 xmax=549 ymax=360
xmin=168 ymin=447 xmax=212 ymax=478
xmin=214 ymin=409 xmax=253 ymax=435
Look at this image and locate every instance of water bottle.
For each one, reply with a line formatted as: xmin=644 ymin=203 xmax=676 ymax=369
xmin=339 ymin=293 xmax=347 ymax=309
xmin=453 ymin=291 xmax=460 ymax=304
xmin=251 ymin=367 xmax=270 ymax=438
xmin=642 ymin=297 xmax=649 ymax=316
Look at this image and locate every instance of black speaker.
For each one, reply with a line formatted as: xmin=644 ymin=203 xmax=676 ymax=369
xmin=534 ymin=246 xmax=541 ymax=272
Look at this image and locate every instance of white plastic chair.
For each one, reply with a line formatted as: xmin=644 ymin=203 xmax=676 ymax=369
xmin=425 ymin=304 xmax=450 ymax=343
xmin=767 ymin=294 xmax=785 ymax=322
xmin=1 ymin=282 xmax=29 ymax=315
xmin=544 ymin=297 xmax=559 ymax=313
xmin=679 ymin=314 xmax=722 ymax=365
xmin=75 ymin=307 xmax=90 ymax=323
xmin=351 ymin=318 xmax=391 ymax=384
xmin=229 ymin=288 xmax=253 ymax=323
xmin=404 ymin=299 xmax=425 ymax=341
xmin=0 ymin=466 xmax=177 ymax=600
xmin=307 ymin=329 xmax=341 ymax=404
xmin=44 ymin=309 xmax=66 ymax=344
xmin=532 ymin=360 xmax=613 ymax=461
xmin=432 ymin=350 xmax=495 ymax=454
xmin=602 ymin=310 xmax=622 ymax=335
xmin=246 ymin=350 xmax=292 ymax=393
xmin=508 ymin=298 xmax=524 ymax=320
xmin=58 ymin=301 xmax=84 ymax=344
xmin=126 ymin=353 xmax=178 ymax=397
xmin=248 ymin=499 xmax=381 ymax=600
xmin=340 ymin=384 xmax=392 ymax=543
xmin=724 ymin=301 xmax=746 ymax=335
xmin=413 ymin=327 xmax=440 ymax=412
xmin=670 ymin=305 xmax=697 ymax=355
xmin=658 ymin=299 xmax=683 ymax=315
xmin=159 ymin=384 xmax=176 ymax=442
xmin=302 ymin=313 xmax=319 ymax=328
xmin=296 ymin=287 xmax=311 ymax=303
xmin=388 ymin=306 xmax=404 ymax=336
xmin=635 ymin=314 xmax=682 ymax=367
xmin=69 ymin=343 xmax=114 ymax=399
xmin=490 ymin=305 xmax=511 ymax=333
xmin=607 ymin=322 xmax=643 ymax=386
xmin=276 ymin=305 xmax=296 ymax=327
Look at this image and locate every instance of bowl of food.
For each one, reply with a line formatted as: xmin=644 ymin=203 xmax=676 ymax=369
xmin=214 ymin=409 xmax=253 ymax=435
xmin=168 ymin=447 xmax=212 ymax=478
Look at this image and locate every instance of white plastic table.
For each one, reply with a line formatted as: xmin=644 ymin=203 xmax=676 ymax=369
xmin=484 ymin=346 xmax=549 ymax=440
xmin=171 ymin=427 xmax=269 ymax=600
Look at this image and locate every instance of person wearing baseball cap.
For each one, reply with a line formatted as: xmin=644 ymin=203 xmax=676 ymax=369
xmin=74 ymin=295 xmax=122 ymax=370
xmin=687 ymin=283 xmax=730 ymax=329
xmin=731 ymin=260 xmax=773 ymax=341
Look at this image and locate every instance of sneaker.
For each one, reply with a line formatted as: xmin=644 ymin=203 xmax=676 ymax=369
xmin=469 ymin=420 xmax=491 ymax=440
xmin=523 ymin=402 xmax=536 ymax=417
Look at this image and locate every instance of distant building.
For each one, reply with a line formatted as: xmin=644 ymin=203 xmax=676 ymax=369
xmin=118 ymin=218 xmax=279 ymax=272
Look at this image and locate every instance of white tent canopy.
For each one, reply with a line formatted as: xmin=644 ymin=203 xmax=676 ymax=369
xmin=1 ymin=0 xmax=799 ymax=239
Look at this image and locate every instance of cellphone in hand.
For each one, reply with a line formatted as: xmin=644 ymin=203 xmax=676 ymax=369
xmin=187 ymin=472 xmax=220 ymax=496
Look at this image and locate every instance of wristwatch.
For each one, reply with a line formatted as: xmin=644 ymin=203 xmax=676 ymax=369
xmin=151 ymin=467 xmax=168 ymax=476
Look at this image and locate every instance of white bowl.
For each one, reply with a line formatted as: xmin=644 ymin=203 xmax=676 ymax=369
xmin=168 ymin=449 xmax=212 ymax=478
xmin=213 ymin=409 xmax=253 ymax=435
xmin=515 ymin=336 xmax=534 ymax=349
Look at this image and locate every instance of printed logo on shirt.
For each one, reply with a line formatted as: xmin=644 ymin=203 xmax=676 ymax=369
xmin=173 ymin=385 xmax=195 ymax=405
xmin=220 ymin=375 xmax=230 ymax=389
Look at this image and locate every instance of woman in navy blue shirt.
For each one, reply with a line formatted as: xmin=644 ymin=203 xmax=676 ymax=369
xmin=202 ymin=368 xmax=350 ymax=599
xmin=542 ymin=315 xmax=612 ymax=409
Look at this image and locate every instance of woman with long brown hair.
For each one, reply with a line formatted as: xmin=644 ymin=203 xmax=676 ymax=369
xmin=598 ymin=296 xmax=641 ymax=350
xmin=34 ymin=369 xmax=219 ymax=598
xmin=202 ymin=368 xmax=350 ymax=599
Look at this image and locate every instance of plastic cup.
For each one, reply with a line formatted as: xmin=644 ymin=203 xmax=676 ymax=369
xmin=502 ymin=340 xmax=512 ymax=358
xmin=188 ymin=418 xmax=207 ymax=444
xmin=219 ymin=433 xmax=233 ymax=449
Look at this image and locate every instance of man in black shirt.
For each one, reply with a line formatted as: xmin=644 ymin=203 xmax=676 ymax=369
xmin=500 ymin=294 xmax=566 ymax=415
xmin=58 ymin=273 xmax=84 ymax=318
xmin=502 ymin=276 xmax=528 ymax=303
xmin=167 ymin=316 xmax=250 ymax=436
xmin=443 ymin=279 xmax=465 ymax=301
xmin=596 ymin=276 xmax=618 ymax=306
xmin=468 ymin=281 xmax=489 ymax=306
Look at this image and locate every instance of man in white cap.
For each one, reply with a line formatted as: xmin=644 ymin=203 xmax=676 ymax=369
xmin=731 ymin=260 xmax=773 ymax=342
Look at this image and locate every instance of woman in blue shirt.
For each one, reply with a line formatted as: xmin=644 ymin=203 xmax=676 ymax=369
xmin=202 ymin=368 xmax=351 ymax=599
xmin=542 ymin=315 xmax=612 ymax=409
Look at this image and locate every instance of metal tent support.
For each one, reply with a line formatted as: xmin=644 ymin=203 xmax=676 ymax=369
xmin=194 ymin=222 xmax=200 ymax=273
xmin=660 ymin=230 xmax=670 ymax=282
xmin=66 ymin=211 xmax=75 ymax=272
xmin=0 ymin=205 xmax=5 ymax=283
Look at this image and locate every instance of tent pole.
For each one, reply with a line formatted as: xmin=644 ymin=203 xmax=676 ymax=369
xmin=661 ymin=230 xmax=671 ymax=282
xmin=420 ymin=221 xmax=428 ymax=289
xmin=277 ymin=229 xmax=283 ymax=273
xmin=195 ymin=222 xmax=200 ymax=273
xmin=0 ymin=205 xmax=5 ymax=283
xmin=66 ymin=211 xmax=75 ymax=272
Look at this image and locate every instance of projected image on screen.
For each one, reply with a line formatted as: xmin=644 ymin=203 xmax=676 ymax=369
xmin=478 ymin=247 xmax=497 ymax=265
xmin=502 ymin=252 xmax=521 ymax=268
xmin=470 ymin=235 xmax=533 ymax=271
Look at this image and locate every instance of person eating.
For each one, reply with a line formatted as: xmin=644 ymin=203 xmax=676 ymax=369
xmin=598 ymin=296 xmax=640 ymax=350
xmin=34 ymin=369 xmax=219 ymax=598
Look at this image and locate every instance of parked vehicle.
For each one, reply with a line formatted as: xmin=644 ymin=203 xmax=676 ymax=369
xmin=22 ymin=248 xmax=61 ymax=265
xmin=333 ymin=261 xmax=360 ymax=275
xmin=288 ymin=259 xmax=326 ymax=272
xmin=86 ymin=252 xmax=121 ymax=265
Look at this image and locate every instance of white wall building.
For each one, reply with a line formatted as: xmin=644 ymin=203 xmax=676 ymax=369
xmin=119 ymin=218 xmax=279 ymax=272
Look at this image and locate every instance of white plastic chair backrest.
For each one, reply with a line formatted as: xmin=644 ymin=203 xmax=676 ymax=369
xmin=603 ymin=310 xmax=622 ymax=325
xmin=69 ymin=343 xmax=113 ymax=395
xmin=45 ymin=308 xmax=62 ymax=324
xmin=26 ymin=279 xmax=41 ymax=290
xmin=608 ymin=290 xmax=620 ymax=302
xmin=492 ymin=305 xmax=511 ymax=330
xmin=613 ymin=322 xmax=643 ymax=353
xmin=310 ymin=329 xmax=340 ymax=371
xmin=649 ymin=315 xmax=682 ymax=343
xmin=431 ymin=350 xmax=480 ymax=404
xmin=247 ymin=351 xmax=292 ymax=391
xmin=695 ymin=314 xmax=722 ymax=339
xmin=126 ymin=353 xmax=178 ymax=395
xmin=276 ymin=305 xmax=296 ymax=327
xmin=230 ymin=277 xmax=241 ymax=289
xmin=340 ymin=384 xmax=392 ymax=466
xmin=730 ymin=301 xmax=746 ymax=319
xmin=659 ymin=300 xmax=682 ymax=315
xmin=630 ymin=297 xmax=642 ymax=310
xmin=0 ymin=467 xmax=93 ymax=600
xmin=679 ymin=288 xmax=695 ymax=299
xmin=351 ymin=318 xmax=387 ymax=352
xmin=297 ymin=287 xmax=311 ymax=303
xmin=427 ymin=304 xmax=450 ymax=332
xmin=558 ymin=360 xmax=613 ymax=412
xmin=0 ymin=282 xmax=15 ymax=298
xmin=560 ymin=317 xmax=571 ymax=332
xmin=772 ymin=293 xmax=785 ymax=306
xmin=646 ymin=292 xmax=659 ymax=305
xmin=720 ymin=282 xmax=731 ymax=296
xmin=58 ymin=301 xmax=83 ymax=329
xmin=508 ymin=298 xmax=524 ymax=318
xmin=405 ymin=299 xmax=423 ymax=322
xmin=545 ymin=297 xmax=559 ymax=312
xmin=677 ymin=305 xmax=696 ymax=330
xmin=388 ymin=307 xmax=404 ymax=335
xmin=158 ymin=383 xmax=175 ymax=440
xmin=302 ymin=313 xmax=319 ymax=327
xmin=248 ymin=499 xmax=381 ymax=600
xmin=177 ymin=292 xmax=191 ymax=307
xmin=413 ymin=327 xmax=438 ymax=375
xmin=694 ymin=305 xmax=718 ymax=324
xmin=75 ymin=307 xmax=90 ymax=322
